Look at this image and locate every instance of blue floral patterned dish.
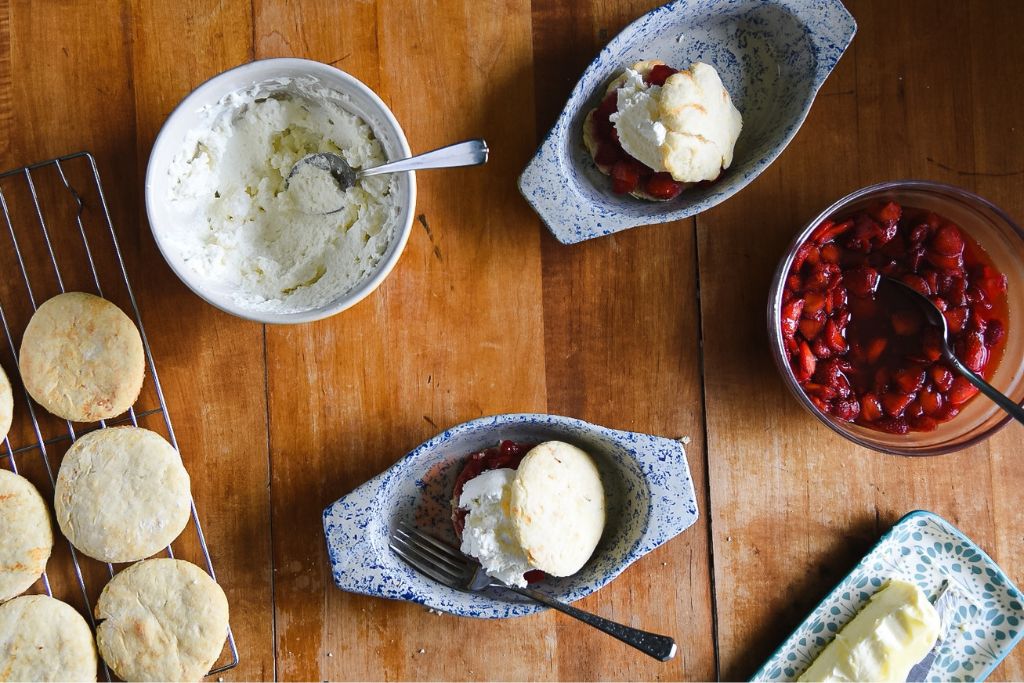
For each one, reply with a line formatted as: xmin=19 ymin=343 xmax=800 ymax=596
xmin=752 ymin=511 xmax=1024 ymax=682
xmin=518 ymin=0 xmax=856 ymax=244
xmin=322 ymin=414 xmax=698 ymax=618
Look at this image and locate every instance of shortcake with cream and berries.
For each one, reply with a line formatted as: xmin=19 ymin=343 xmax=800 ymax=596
xmin=583 ymin=60 xmax=742 ymax=200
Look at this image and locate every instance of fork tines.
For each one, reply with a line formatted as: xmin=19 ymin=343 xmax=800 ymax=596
xmin=389 ymin=522 xmax=474 ymax=589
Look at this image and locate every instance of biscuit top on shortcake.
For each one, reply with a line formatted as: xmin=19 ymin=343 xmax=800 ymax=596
xmin=610 ymin=60 xmax=742 ymax=184
xmin=456 ymin=441 xmax=606 ymax=587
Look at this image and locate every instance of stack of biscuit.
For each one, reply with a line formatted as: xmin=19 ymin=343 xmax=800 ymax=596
xmin=0 ymin=292 xmax=229 ymax=683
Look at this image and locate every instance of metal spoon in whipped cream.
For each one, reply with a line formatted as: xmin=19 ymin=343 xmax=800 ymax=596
xmin=286 ymin=139 xmax=488 ymax=214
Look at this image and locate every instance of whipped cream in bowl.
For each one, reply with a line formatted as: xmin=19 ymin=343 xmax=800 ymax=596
xmin=146 ymin=58 xmax=415 ymax=323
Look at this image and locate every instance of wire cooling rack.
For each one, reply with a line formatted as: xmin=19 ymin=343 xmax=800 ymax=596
xmin=0 ymin=152 xmax=238 ymax=678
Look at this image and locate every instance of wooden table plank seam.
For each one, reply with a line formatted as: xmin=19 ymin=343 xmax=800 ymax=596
xmin=691 ymin=218 xmax=723 ymax=682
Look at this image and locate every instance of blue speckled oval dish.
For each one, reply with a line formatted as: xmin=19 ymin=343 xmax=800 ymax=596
xmin=322 ymin=414 xmax=698 ymax=618
xmin=752 ymin=510 xmax=1024 ymax=682
xmin=518 ymin=0 xmax=856 ymax=244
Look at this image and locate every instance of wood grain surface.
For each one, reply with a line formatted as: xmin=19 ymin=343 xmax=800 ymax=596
xmin=0 ymin=0 xmax=1020 ymax=680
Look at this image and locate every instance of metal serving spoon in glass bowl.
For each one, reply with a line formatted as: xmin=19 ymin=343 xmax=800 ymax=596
xmin=882 ymin=276 xmax=1024 ymax=425
xmin=286 ymin=139 xmax=488 ymax=214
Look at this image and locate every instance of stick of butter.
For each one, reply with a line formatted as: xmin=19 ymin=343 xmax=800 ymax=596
xmin=798 ymin=579 xmax=940 ymax=682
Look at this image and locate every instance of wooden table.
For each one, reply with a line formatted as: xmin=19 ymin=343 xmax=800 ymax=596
xmin=0 ymin=0 xmax=1021 ymax=679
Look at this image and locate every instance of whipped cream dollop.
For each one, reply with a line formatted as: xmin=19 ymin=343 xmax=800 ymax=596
xmin=609 ymin=62 xmax=742 ymax=183
xmin=165 ymin=78 xmax=399 ymax=314
xmin=609 ymin=68 xmax=669 ymax=171
xmin=458 ymin=468 xmax=533 ymax=588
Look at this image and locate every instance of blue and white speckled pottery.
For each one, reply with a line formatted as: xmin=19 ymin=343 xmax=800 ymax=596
xmin=322 ymin=413 xmax=698 ymax=618
xmin=518 ymin=0 xmax=856 ymax=244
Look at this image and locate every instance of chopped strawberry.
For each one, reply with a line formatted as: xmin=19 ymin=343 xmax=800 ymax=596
xmin=943 ymin=307 xmax=969 ymax=334
xmin=610 ymin=158 xmax=642 ymax=194
xmin=978 ymin=269 xmax=1009 ymax=301
xmin=866 ymin=338 xmax=888 ymax=364
xmin=645 ymin=64 xmax=679 ymax=87
xmin=803 ymin=292 xmax=827 ymax=315
xmin=832 ymin=398 xmax=861 ymax=422
xmin=644 ymin=172 xmax=683 ymax=200
xmin=870 ymin=200 xmax=902 ymax=225
xmin=805 ymin=382 xmax=839 ymax=401
xmin=931 ymin=222 xmax=965 ymax=257
xmin=926 ymin=250 xmax=964 ymax=272
xmin=882 ymin=392 xmax=915 ymax=418
xmin=918 ymin=386 xmax=944 ymax=416
xmin=860 ymin=393 xmax=884 ymax=422
xmin=821 ymin=244 xmax=841 ymax=263
xmin=958 ymin=331 xmax=988 ymax=373
xmin=780 ymin=299 xmax=805 ymax=340
xmin=799 ymin=318 xmax=824 ymax=340
xmin=893 ymin=367 xmax=926 ymax=394
xmin=824 ymin=320 xmax=847 ymax=354
xmin=985 ymin=319 xmax=1006 ymax=348
xmin=594 ymin=142 xmax=622 ymax=167
xmin=796 ymin=341 xmax=817 ymax=381
xmin=812 ymin=218 xmax=854 ymax=245
xmin=901 ymin=273 xmax=932 ymax=296
xmin=948 ymin=376 xmax=979 ymax=405
xmin=844 ymin=266 xmax=880 ymax=297
xmin=792 ymin=242 xmax=817 ymax=272
xmin=930 ymin=365 xmax=955 ymax=392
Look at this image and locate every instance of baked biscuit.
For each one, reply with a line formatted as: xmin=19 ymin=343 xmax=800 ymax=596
xmin=55 ymin=427 xmax=191 ymax=563
xmin=658 ymin=62 xmax=742 ymax=182
xmin=510 ymin=441 xmax=605 ymax=577
xmin=0 ymin=366 xmax=12 ymax=442
xmin=19 ymin=292 xmax=144 ymax=422
xmin=95 ymin=558 xmax=229 ymax=682
xmin=0 ymin=470 xmax=53 ymax=603
xmin=0 ymin=594 xmax=97 ymax=682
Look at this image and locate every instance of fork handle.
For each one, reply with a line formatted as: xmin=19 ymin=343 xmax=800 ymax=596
xmin=509 ymin=586 xmax=677 ymax=661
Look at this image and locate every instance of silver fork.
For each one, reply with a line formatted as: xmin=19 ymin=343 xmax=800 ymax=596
xmin=389 ymin=521 xmax=678 ymax=661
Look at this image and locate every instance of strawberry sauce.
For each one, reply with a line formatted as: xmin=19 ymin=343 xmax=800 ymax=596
xmin=781 ymin=201 xmax=1008 ymax=434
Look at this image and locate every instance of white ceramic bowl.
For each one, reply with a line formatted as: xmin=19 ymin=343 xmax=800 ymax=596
xmin=145 ymin=58 xmax=415 ymax=324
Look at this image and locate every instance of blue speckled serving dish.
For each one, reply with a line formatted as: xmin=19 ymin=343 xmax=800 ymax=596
xmin=322 ymin=413 xmax=698 ymax=618
xmin=518 ymin=0 xmax=856 ymax=244
xmin=752 ymin=511 xmax=1024 ymax=682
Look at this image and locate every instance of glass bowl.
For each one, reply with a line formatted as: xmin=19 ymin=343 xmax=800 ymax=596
xmin=767 ymin=180 xmax=1024 ymax=456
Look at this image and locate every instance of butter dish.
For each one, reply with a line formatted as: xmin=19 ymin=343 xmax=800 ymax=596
xmin=322 ymin=414 xmax=698 ymax=618
xmin=517 ymin=0 xmax=856 ymax=244
xmin=752 ymin=511 xmax=1024 ymax=682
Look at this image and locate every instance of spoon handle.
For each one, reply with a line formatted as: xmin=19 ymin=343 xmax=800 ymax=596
xmin=947 ymin=354 xmax=1024 ymax=425
xmin=507 ymin=585 xmax=677 ymax=661
xmin=360 ymin=139 xmax=489 ymax=177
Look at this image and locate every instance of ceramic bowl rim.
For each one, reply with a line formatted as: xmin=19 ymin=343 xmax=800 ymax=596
xmin=144 ymin=57 xmax=416 ymax=324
